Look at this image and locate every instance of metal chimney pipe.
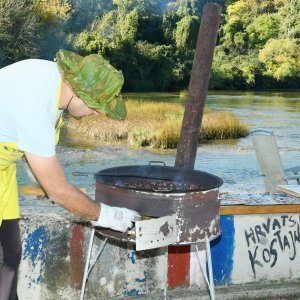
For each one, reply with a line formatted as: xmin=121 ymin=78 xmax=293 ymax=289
xmin=175 ymin=3 xmax=221 ymax=169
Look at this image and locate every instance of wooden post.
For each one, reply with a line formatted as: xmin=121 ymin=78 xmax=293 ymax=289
xmin=175 ymin=3 xmax=221 ymax=169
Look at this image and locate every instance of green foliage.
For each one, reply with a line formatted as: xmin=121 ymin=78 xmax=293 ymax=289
xmin=0 ymin=0 xmax=39 ymax=66
xmin=162 ymin=10 xmax=179 ymax=44
xmin=68 ymin=0 xmax=113 ymax=33
xmin=33 ymin=0 xmax=74 ymax=60
xmin=213 ymin=0 xmax=300 ymax=89
xmin=136 ymin=15 xmax=164 ymax=44
xmin=75 ymin=11 xmax=117 ymax=54
xmin=246 ymin=14 xmax=280 ymax=48
xmin=134 ymin=42 xmax=175 ymax=91
xmin=175 ymin=15 xmax=199 ymax=51
xmin=75 ymin=2 xmax=138 ymax=52
xmin=175 ymin=0 xmax=203 ymax=18
xmin=258 ymin=38 xmax=300 ymax=81
xmin=75 ymin=0 xmax=178 ymax=91
xmin=211 ymin=48 xmax=260 ymax=89
xmin=0 ymin=0 xmax=112 ymax=67
xmin=1 ymin=0 xmax=300 ymax=90
xmin=32 ymin=0 xmax=72 ymax=24
xmin=117 ymin=8 xmax=138 ymax=43
xmin=278 ymin=0 xmax=300 ymax=38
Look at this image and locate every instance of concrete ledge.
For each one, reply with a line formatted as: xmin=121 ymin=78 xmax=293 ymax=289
xmin=18 ymin=195 xmax=300 ymax=299
xmin=116 ymin=280 xmax=300 ymax=300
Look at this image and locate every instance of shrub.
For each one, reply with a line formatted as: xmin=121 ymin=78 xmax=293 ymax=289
xmin=63 ymin=99 xmax=249 ymax=149
xmin=32 ymin=0 xmax=72 ymax=23
xmin=0 ymin=0 xmax=39 ymax=66
xmin=200 ymin=112 xmax=249 ymax=140
xmin=128 ymin=120 xmax=181 ymax=149
xmin=258 ymin=38 xmax=300 ymax=81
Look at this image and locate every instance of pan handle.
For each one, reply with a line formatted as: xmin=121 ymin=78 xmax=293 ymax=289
xmin=149 ymin=161 xmax=166 ymax=167
xmin=74 ymin=171 xmax=176 ymax=182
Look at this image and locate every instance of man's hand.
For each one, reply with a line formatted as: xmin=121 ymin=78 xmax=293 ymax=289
xmin=91 ymin=203 xmax=141 ymax=233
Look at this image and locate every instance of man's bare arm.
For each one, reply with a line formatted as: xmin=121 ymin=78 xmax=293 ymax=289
xmin=25 ymin=152 xmax=100 ymax=220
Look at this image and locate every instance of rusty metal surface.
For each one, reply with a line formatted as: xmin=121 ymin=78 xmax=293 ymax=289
xmin=135 ymin=214 xmax=178 ymax=250
xmin=175 ymin=3 xmax=221 ymax=169
xmin=95 ymin=183 xmax=221 ymax=244
xmin=94 ymin=164 xmax=222 ymax=245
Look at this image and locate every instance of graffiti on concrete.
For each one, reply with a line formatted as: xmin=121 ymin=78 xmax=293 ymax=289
xmin=244 ymin=214 xmax=300 ymax=275
xmin=23 ymin=226 xmax=48 ymax=268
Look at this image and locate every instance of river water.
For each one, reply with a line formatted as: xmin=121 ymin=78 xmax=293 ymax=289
xmin=18 ymin=91 xmax=300 ymax=208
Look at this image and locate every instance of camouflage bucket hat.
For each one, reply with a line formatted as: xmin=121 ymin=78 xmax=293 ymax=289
xmin=56 ymin=50 xmax=126 ymax=120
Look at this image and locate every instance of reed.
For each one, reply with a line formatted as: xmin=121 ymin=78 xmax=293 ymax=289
xmin=200 ymin=112 xmax=249 ymax=140
xmin=63 ymin=99 xmax=249 ymax=149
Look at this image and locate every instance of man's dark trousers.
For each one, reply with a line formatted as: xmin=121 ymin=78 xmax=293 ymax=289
xmin=0 ymin=219 xmax=21 ymax=300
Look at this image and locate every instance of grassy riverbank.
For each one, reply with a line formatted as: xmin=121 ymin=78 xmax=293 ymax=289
xmin=63 ymin=99 xmax=249 ymax=149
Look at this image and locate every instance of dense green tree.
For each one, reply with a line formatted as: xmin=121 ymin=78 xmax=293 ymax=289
xmin=32 ymin=0 xmax=71 ymax=23
xmin=75 ymin=0 xmax=176 ymax=91
xmin=33 ymin=0 xmax=73 ymax=59
xmin=258 ymin=38 xmax=300 ymax=81
xmin=133 ymin=42 xmax=175 ymax=91
xmin=277 ymin=0 xmax=300 ymax=38
xmin=1 ymin=0 xmax=299 ymax=90
xmin=136 ymin=15 xmax=164 ymax=44
xmin=220 ymin=1 xmax=255 ymax=54
xmin=67 ymin=0 xmax=113 ymax=34
xmin=161 ymin=9 xmax=179 ymax=44
xmin=211 ymin=0 xmax=300 ymax=89
xmin=75 ymin=0 xmax=138 ymax=52
xmin=175 ymin=15 xmax=199 ymax=51
xmin=0 ymin=0 xmax=39 ymax=66
xmin=211 ymin=48 xmax=260 ymax=89
xmin=246 ymin=14 xmax=280 ymax=48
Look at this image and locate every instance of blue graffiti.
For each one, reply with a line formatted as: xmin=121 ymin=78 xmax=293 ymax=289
xmin=211 ymin=215 xmax=235 ymax=285
xmin=23 ymin=226 xmax=48 ymax=267
xmin=127 ymin=250 xmax=137 ymax=264
xmin=32 ymin=275 xmax=43 ymax=284
xmin=135 ymin=271 xmax=148 ymax=283
xmin=124 ymin=282 xmax=142 ymax=296
xmin=124 ymin=289 xmax=142 ymax=296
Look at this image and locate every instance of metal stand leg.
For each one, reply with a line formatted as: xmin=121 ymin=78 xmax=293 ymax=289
xmin=80 ymin=228 xmax=108 ymax=300
xmin=88 ymin=237 xmax=108 ymax=277
xmin=164 ymin=247 xmax=168 ymax=300
xmin=80 ymin=227 xmax=95 ymax=300
xmin=206 ymin=236 xmax=215 ymax=300
xmin=195 ymin=236 xmax=215 ymax=300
